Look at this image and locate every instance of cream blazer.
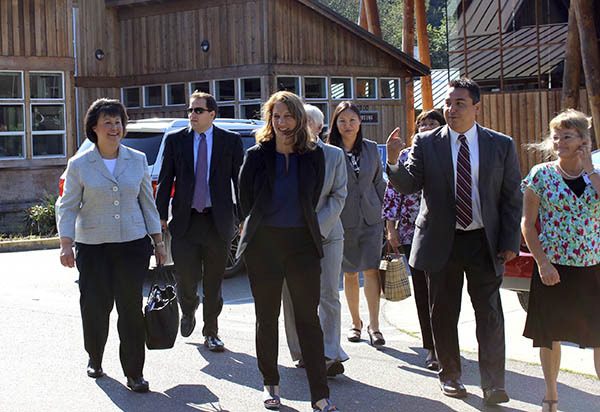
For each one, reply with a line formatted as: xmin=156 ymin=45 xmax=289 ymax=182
xmin=56 ymin=144 xmax=161 ymax=244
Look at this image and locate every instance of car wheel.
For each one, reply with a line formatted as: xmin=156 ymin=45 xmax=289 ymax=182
xmin=517 ymin=291 xmax=529 ymax=312
xmin=224 ymin=217 xmax=245 ymax=279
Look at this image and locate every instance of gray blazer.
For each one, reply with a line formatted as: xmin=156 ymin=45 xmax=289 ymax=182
xmin=340 ymin=139 xmax=386 ymax=229
xmin=316 ymin=140 xmax=347 ymax=242
xmin=387 ymin=124 xmax=522 ymax=275
xmin=56 ymin=144 xmax=162 ymax=244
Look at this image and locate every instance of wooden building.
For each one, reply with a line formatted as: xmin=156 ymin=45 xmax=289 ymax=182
xmin=76 ymin=0 xmax=428 ymax=140
xmin=0 ymin=0 xmax=427 ymax=233
xmin=0 ymin=0 xmax=76 ymax=232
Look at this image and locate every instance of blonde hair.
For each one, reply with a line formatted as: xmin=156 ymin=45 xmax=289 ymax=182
xmin=527 ymin=109 xmax=592 ymax=159
xmin=255 ymin=91 xmax=315 ymax=153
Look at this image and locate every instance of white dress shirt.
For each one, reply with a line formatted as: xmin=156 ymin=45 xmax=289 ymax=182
xmin=448 ymin=123 xmax=484 ymax=230
xmin=193 ymin=126 xmax=213 ymax=207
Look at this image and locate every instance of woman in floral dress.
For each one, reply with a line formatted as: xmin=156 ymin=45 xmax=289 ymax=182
xmin=521 ymin=109 xmax=600 ymax=412
xmin=382 ymin=109 xmax=445 ymax=369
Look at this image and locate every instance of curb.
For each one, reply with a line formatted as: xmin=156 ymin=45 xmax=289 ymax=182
xmin=0 ymin=237 xmax=60 ymax=253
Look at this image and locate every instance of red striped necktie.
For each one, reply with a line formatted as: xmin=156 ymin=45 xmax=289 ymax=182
xmin=455 ymin=134 xmax=473 ymax=228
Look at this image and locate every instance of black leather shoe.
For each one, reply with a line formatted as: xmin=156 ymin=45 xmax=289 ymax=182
xmin=180 ymin=313 xmax=196 ymax=338
xmin=483 ymin=388 xmax=509 ymax=405
xmin=326 ymin=359 xmax=345 ymax=377
xmin=126 ymin=376 xmax=149 ymax=393
xmin=440 ymin=380 xmax=467 ymax=398
xmin=204 ymin=335 xmax=225 ymax=352
xmin=425 ymin=350 xmax=439 ymax=371
xmin=86 ymin=360 xmax=104 ymax=378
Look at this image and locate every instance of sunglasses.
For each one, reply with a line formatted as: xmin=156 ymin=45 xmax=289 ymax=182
xmin=187 ymin=107 xmax=211 ymax=115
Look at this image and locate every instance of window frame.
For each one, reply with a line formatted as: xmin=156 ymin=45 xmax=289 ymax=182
xmin=238 ymin=77 xmax=263 ymax=102
xmin=30 ymin=102 xmax=67 ymax=159
xmin=214 ymin=79 xmax=237 ymax=103
xmin=355 ymin=77 xmax=378 ymax=100
xmin=0 ymin=70 xmax=25 ymax=101
xmin=121 ymin=86 xmax=142 ymax=109
xmin=143 ymin=84 xmax=165 ymax=108
xmin=189 ymin=80 xmax=212 ymax=96
xmin=29 ymin=71 xmax=65 ymax=101
xmin=303 ymin=76 xmax=328 ymax=100
xmin=330 ymin=76 xmax=353 ymax=100
xmin=165 ymin=82 xmax=187 ymax=106
xmin=0 ymin=102 xmax=26 ymax=160
xmin=379 ymin=78 xmax=401 ymax=100
xmin=276 ymin=76 xmax=301 ymax=96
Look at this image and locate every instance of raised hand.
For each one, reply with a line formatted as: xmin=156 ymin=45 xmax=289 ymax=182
xmin=386 ymin=127 xmax=405 ymax=165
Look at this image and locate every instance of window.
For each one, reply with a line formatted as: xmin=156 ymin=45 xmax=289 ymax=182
xmin=166 ymin=83 xmax=186 ymax=106
xmin=380 ymin=79 xmax=400 ymax=99
xmin=144 ymin=85 xmax=163 ymax=107
xmin=215 ymin=80 xmax=235 ymax=101
xmin=240 ymin=78 xmax=262 ymax=101
xmin=31 ymin=104 xmax=65 ymax=157
xmin=241 ymin=104 xmax=261 ymax=120
xmin=190 ymin=81 xmax=210 ymax=94
xmin=30 ymin=73 xmax=63 ymax=99
xmin=276 ymin=77 xmax=300 ymax=94
xmin=304 ymin=77 xmax=327 ymax=99
xmin=310 ymin=103 xmax=329 ymax=127
xmin=0 ymin=72 xmax=23 ymax=99
xmin=356 ymin=78 xmax=376 ymax=99
xmin=0 ymin=104 xmax=25 ymax=158
xmin=122 ymin=87 xmax=141 ymax=108
xmin=218 ymin=105 xmax=235 ymax=118
xmin=330 ymin=78 xmax=352 ymax=99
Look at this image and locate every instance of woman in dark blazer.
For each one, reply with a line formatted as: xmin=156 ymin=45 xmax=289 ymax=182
xmin=56 ymin=99 xmax=166 ymax=393
xmin=327 ymin=102 xmax=386 ymax=347
xmin=237 ymin=91 xmax=337 ymax=412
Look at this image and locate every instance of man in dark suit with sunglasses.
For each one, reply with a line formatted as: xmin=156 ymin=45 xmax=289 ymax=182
xmin=156 ymin=91 xmax=244 ymax=351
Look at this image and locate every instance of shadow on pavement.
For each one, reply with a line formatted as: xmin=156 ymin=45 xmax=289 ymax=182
xmin=96 ymin=375 xmax=230 ymax=411
xmin=379 ymin=345 xmax=599 ymax=411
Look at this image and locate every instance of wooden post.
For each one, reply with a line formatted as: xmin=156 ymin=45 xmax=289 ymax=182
xmin=358 ymin=0 xmax=368 ymax=30
xmin=415 ymin=0 xmax=433 ymax=110
xmin=403 ymin=0 xmax=416 ymax=137
xmin=573 ymin=0 xmax=600 ymax=146
xmin=561 ymin=4 xmax=581 ymax=110
xmin=364 ymin=0 xmax=382 ymax=38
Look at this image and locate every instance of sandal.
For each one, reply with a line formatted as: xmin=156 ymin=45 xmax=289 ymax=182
xmin=313 ymin=398 xmax=338 ymax=411
xmin=263 ymin=385 xmax=280 ymax=410
xmin=367 ymin=326 xmax=385 ymax=347
xmin=347 ymin=321 xmax=362 ymax=342
xmin=542 ymin=399 xmax=558 ymax=412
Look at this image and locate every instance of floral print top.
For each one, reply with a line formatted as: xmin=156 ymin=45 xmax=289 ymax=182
xmin=382 ymin=148 xmax=421 ymax=245
xmin=522 ymin=162 xmax=600 ymax=267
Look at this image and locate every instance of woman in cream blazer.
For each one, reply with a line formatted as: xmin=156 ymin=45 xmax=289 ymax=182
xmin=56 ymin=99 xmax=166 ymax=393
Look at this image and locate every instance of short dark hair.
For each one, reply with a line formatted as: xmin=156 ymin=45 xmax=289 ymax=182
xmin=84 ymin=98 xmax=128 ymax=144
xmin=448 ymin=78 xmax=481 ymax=104
xmin=190 ymin=91 xmax=218 ymax=115
xmin=327 ymin=101 xmax=363 ymax=154
xmin=416 ymin=109 xmax=445 ymax=128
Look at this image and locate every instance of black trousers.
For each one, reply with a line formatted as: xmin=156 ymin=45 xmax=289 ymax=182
xmin=171 ymin=210 xmax=228 ymax=337
xmin=75 ymin=237 xmax=152 ymax=378
xmin=402 ymin=244 xmax=434 ymax=350
xmin=426 ymin=229 xmax=505 ymax=390
xmin=244 ymin=226 xmax=329 ymax=404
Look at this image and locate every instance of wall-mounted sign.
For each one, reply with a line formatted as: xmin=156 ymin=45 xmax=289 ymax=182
xmin=360 ymin=111 xmax=379 ymax=124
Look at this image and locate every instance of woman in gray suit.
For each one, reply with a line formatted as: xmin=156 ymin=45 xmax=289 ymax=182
xmin=327 ymin=102 xmax=386 ymax=347
xmin=56 ymin=99 xmax=166 ymax=393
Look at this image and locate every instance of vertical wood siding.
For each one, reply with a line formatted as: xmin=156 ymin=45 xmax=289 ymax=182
xmin=0 ymin=0 xmax=73 ymax=57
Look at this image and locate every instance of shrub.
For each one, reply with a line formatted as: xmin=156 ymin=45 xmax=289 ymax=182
xmin=24 ymin=193 xmax=57 ymax=236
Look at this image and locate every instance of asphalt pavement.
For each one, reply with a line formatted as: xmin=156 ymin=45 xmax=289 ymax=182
xmin=1 ymin=249 xmax=598 ymax=411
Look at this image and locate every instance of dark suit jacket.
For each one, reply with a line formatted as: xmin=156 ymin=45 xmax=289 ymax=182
xmin=236 ymin=139 xmax=325 ymax=259
xmin=387 ymin=124 xmax=522 ymax=276
xmin=156 ymin=125 xmax=244 ymax=242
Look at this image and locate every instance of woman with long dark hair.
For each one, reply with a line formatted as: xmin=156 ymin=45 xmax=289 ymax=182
xmin=327 ymin=101 xmax=386 ymax=347
xmin=237 ymin=91 xmax=338 ymax=411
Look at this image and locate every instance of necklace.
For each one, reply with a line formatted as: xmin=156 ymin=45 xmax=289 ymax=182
xmin=555 ymin=162 xmax=583 ymax=179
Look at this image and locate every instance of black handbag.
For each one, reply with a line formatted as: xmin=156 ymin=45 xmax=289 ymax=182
xmin=144 ymin=267 xmax=179 ymax=349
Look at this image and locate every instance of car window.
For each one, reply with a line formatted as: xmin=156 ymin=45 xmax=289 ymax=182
xmin=122 ymin=132 xmax=163 ymax=165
